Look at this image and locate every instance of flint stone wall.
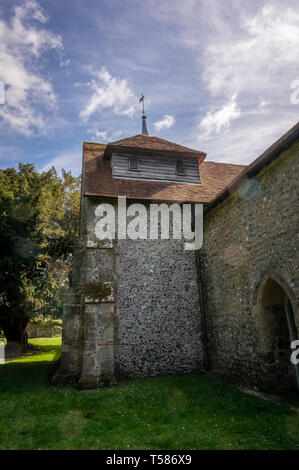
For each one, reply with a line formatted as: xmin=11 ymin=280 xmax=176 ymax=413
xmin=55 ymin=197 xmax=203 ymax=387
xmin=199 ymin=141 xmax=299 ymax=391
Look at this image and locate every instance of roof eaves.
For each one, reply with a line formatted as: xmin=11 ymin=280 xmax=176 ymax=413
xmin=103 ymin=136 xmax=206 ymax=161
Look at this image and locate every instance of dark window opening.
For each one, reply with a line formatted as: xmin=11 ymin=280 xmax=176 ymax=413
xmin=259 ymin=278 xmax=299 ymax=392
xmin=176 ymin=160 xmax=185 ymax=176
xmin=129 ymin=156 xmax=139 ymax=171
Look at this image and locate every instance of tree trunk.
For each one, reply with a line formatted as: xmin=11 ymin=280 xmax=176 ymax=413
xmin=4 ymin=340 xmax=20 ymax=359
xmin=1 ymin=310 xmax=30 ymax=354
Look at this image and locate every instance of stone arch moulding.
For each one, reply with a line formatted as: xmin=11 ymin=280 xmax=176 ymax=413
xmin=253 ymin=269 xmax=299 ymax=391
xmin=253 ymin=270 xmax=297 ymax=312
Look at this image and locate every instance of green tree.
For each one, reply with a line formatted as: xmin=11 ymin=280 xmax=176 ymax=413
xmin=0 ymin=164 xmax=80 ymax=352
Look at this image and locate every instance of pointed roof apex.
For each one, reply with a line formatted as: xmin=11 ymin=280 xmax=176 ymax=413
xmin=142 ymin=114 xmax=149 ymax=136
xmin=104 ymin=134 xmax=206 ymax=162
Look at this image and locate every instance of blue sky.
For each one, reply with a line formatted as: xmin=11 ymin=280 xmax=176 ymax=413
xmin=0 ymin=0 xmax=298 ymax=175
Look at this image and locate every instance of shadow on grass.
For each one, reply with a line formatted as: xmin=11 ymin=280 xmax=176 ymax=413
xmin=0 ymin=339 xmax=61 ymax=392
xmin=0 ymin=338 xmax=298 ymax=450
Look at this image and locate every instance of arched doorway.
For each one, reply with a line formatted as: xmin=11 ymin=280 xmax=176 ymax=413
xmin=257 ymin=277 xmax=298 ymax=392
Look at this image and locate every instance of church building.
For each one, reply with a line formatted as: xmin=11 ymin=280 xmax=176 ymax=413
xmin=54 ymin=112 xmax=299 ymax=393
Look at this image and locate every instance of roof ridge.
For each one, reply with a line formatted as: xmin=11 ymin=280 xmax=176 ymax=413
xmin=83 ymin=141 xmax=107 ymax=148
xmin=107 ymin=134 xmax=206 ymax=155
xmin=203 ymin=161 xmax=247 ymax=168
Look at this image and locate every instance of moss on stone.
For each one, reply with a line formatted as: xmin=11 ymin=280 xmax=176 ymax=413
xmin=83 ymin=281 xmax=112 ymax=301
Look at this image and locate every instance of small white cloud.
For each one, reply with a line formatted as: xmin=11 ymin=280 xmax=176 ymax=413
xmin=87 ymin=128 xmax=108 ymax=142
xmin=14 ymin=0 xmax=49 ymax=24
xmin=258 ymin=100 xmax=268 ymax=109
xmin=94 ymin=130 xmax=108 ymax=141
xmin=153 ymin=114 xmax=175 ymax=132
xmin=249 ymin=99 xmax=270 ymax=116
xmin=198 ymin=94 xmax=241 ymax=140
xmin=79 ymin=67 xmax=137 ymax=121
xmin=42 ymin=149 xmax=82 ymax=175
xmin=87 ymin=128 xmax=123 ymax=142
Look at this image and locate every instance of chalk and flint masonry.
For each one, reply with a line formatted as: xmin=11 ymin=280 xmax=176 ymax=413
xmin=54 ymin=122 xmax=299 ymax=392
xmin=54 ymin=196 xmax=204 ymax=389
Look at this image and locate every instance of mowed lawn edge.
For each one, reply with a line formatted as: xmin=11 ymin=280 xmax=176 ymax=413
xmin=0 ymin=337 xmax=298 ymax=450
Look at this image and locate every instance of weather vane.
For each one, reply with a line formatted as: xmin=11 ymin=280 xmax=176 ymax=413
xmin=139 ymin=94 xmax=149 ymax=135
xmin=139 ymin=94 xmax=145 ymax=115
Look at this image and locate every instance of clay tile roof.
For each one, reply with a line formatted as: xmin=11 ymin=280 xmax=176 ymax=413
xmin=82 ymin=141 xmax=246 ymax=204
xmin=104 ymin=134 xmax=206 ymax=162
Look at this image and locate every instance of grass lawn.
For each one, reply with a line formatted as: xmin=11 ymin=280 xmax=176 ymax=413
xmin=0 ymin=337 xmax=298 ymax=450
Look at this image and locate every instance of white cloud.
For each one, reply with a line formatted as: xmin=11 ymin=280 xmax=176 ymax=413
xmin=42 ymin=149 xmax=82 ymax=175
xmin=0 ymin=0 xmax=67 ymax=136
xmin=182 ymin=2 xmax=299 ymax=163
xmin=198 ymin=94 xmax=241 ymax=140
xmin=193 ymin=113 xmax=297 ymax=165
xmin=92 ymin=130 xmax=108 ymax=142
xmin=202 ymin=5 xmax=299 ymax=99
xmin=153 ymin=114 xmax=175 ymax=132
xmin=150 ymin=1 xmax=299 ymax=163
xmin=86 ymin=127 xmax=123 ymax=143
xmin=79 ymin=67 xmax=137 ymax=121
